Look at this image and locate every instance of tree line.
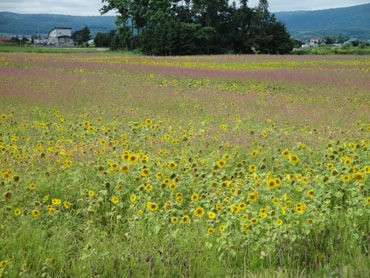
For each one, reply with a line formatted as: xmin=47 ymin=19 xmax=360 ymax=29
xmin=96 ymin=0 xmax=294 ymax=55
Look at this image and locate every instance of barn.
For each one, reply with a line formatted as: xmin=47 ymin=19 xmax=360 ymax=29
xmin=48 ymin=27 xmax=74 ymax=47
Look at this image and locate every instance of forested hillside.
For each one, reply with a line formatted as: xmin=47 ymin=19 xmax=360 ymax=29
xmin=0 ymin=12 xmax=116 ymax=36
xmin=275 ymin=3 xmax=370 ymax=40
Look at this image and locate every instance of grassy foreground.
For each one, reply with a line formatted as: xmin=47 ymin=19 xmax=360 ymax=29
xmin=0 ymin=52 xmax=369 ymax=277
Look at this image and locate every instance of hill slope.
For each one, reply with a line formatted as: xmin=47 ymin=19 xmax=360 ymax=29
xmin=0 ymin=12 xmax=116 ymax=36
xmin=275 ymin=4 xmax=370 ymax=40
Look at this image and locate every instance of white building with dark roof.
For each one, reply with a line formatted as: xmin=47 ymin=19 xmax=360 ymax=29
xmin=48 ymin=27 xmax=74 ymax=47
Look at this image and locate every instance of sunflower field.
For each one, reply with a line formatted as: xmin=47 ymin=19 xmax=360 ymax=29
xmin=0 ymin=52 xmax=369 ymax=277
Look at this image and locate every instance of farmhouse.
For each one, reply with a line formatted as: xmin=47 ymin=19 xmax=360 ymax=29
xmin=48 ymin=27 xmax=74 ymax=47
xmin=309 ymin=38 xmax=321 ymax=47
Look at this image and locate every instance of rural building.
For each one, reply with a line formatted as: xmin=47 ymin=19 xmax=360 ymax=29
xmin=309 ymin=38 xmax=321 ymax=47
xmin=48 ymin=27 xmax=74 ymax=47
xmin=0 ymin=37 xmax=11 ymax=43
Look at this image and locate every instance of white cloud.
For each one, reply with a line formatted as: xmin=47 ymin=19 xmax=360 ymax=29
xmin=0 ymin=0 xmax=113 ymax=16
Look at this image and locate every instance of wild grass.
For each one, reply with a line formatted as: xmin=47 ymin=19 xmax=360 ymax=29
xmin=0 ymin=52 xmax=369 ymax=277
xmin=293 ymin=45 xmax=370 ymax=55
xmin=0 ymin=44 xmax=110 ymax=54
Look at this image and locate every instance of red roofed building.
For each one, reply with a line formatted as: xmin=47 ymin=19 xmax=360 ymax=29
xmin=0 ymin=37 xmax=11 ymax=43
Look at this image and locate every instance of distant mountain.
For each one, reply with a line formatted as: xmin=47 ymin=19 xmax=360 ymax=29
xmin=0 ymin=12 xmax=116 ymax=37
xmin=275 ymin=4 xmax=370 ymax=41
xmin=0 ymin=4 xmax=369 ymax=41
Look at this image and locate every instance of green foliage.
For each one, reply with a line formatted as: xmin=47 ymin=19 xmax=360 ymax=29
xmin=72 ymin=26 xmax=91 ymax=46
xmin=94 ymin=32 xmax=111 ymax=47
xmin=101 ymin=0 xmax=294 ymax=55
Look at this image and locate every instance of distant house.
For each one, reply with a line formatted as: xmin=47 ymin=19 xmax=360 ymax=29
xmin=48 ymin=27 xmax=74 ymax=47
xmin=309 ymin=38 xmax=321 ymax=47
xmin=34 ymin=37 xmax=49 ymax=45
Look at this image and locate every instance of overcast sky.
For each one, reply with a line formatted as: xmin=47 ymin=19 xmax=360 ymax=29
xmin=0 ymin=0 xmax=369 ymax=15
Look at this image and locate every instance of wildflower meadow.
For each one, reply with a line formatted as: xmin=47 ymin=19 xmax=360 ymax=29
xmin=0 ymin=52 xmax=369 ymax=277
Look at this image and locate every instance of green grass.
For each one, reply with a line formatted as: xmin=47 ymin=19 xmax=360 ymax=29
xmin=293 ymin=45 xmax=370 ymax=55
xmin=0 ymin=44 xmax=110 ymax=54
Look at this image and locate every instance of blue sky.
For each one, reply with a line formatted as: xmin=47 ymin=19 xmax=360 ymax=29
xmin=0 ymin=0 xmax=369 ymax=15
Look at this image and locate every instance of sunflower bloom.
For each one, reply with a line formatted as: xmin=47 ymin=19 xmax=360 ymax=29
xmin=238 ymin=202 xmax=247 ymax=210
xmin=141 ymin=168 xmax=150 ymax=177
xmin=14 ymin=208 xmax=22 ymax=216
xmin=340 ymin=174 xmax=351 ymax=182
xmin=352 ymin=172 xmax=365 ymax=182
xmin=129 ymin=154 xmax=138 ymax=165
xmin=167 ymin=162 xmax=177 ymax=168
xmin=130 ymin=194 xmax=136 ymax=202
xmin=111 ymin=196 xmax=119 ymax=204
xmin=182 ymin=215 xmax=190 ymax=223
xmin=88 ymin=190 xmax=95 ymax=198
xmin=120 ymin=165 xmax=130 ymax=173
xmin=191 ymin=193 xmax=199 ymax=202
xmin=194 ymin=206 xmax=205 ymax=217
xmin=250 ymin=218 xmax=258 ymax=225
xmin=1 ymin=260 xmax=9 ymax=268
xmin=230 ymin=205 xmax=239 ymax=213
xmin=267 ymin=179 xmax=276 ymax=189
xmin=275 ymin=219 xmax=283 ymax=226
xmin=295 ymin=203 xmax=307 ymax=214
xmin=145 ymin=183 xmax=153 ymax=192
xmin=169 ymin=182 xmax=177 ymax=190
xmin=306 ymin=189 xmax=315 ymax=198
xmin=247 ymin=192 xmax=258 ymax=202
xmin=47 ymin=206 xmax=56 ymax=215
xmin=249 ymin=165 xmax=257 ymax=172
xmin=32 ymin=209 xmax=41 ymax=217
xmin=281 ymin=149 xmax=290 ymax=157
xmin=208 ymin=227 xmax=215 ymax=235
xmin=147 ymin=202 xmax=158 ymax=211
xmin=176 ymin=194 xmax=183 ymax=203
xmin=52 ymin=198 xmax=61 ymax=205
xmin=208 ymin=211 xmax=216 ymax=219
xmin=63 ymin=201 xmax=71 ymax=209
xmin=216 ymin=159 xmax=226 ymax=168
xmin=289 ymin=154 xmax=300 ymax=163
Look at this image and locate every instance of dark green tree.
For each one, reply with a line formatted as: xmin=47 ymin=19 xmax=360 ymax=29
xmin=94 ymin=30 xmax=118 ymax=48
xmin=248 ymin=0 xmax=293 ymax=54
xmin=72 ymin=26 xmax=91 ymax=46
xmin=94 ymin=32 xmax=109 ymax=47
xmin=100 ymin=0 xmax=294 ymax=55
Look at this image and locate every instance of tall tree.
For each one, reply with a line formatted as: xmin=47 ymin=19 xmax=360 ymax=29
xmin=192 ymin=0 xmax=228 ymax=27
xmin=100 ymin=0 xmax=294 ymax=55
xmin=257 ymin=0 xmax=270 ymax=22
xmin=72 ymin=26 xmax=91 ymax=46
